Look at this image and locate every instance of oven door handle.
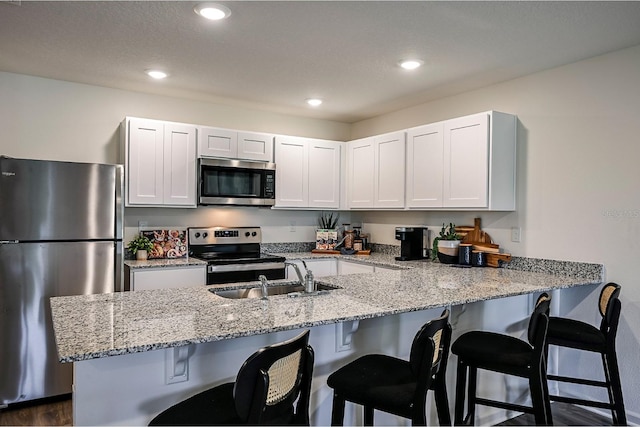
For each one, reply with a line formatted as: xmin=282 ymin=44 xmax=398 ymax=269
xmin=207 ymin=262 xmax=285 ymax=274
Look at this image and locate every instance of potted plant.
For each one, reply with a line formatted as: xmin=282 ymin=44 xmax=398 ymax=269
xmin=127 ymin=234 xmax=154 ymax=261
xmin=432 ymin=223 xmax=462 ymax=264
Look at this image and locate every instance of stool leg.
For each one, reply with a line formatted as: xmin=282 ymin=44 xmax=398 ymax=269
xmin=433 ymin=375 xmax=452 ymax=426
xmin=466 ymin=366 xmax=477 ymax=425
xmin=331 ymin=392 xmax=346 ymax=426
xmin=364 ymin=406 xmax=374 ymax=426
xmin=530 ymin=364 xmax=551 ymax=426
xmin=454 ymin=359 xmax=468 ymax=425
xmin=604 ymin=351 xmax=627 ymax=425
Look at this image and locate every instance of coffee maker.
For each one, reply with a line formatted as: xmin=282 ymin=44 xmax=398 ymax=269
xmin=395 ymin=227 xmax=428 ymax=261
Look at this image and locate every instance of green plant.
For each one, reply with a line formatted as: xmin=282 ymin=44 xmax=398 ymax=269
xmin=127 ymin=234 xmax=154 ymax=255
xmin=318 ymin=211 xmax=340 ymax=229
xmin=431 ymin=223 xmax=462 ymax=260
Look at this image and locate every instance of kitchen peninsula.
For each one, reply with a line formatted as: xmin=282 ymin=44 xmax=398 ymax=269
xmin=51 ymin=254 xmax=603 ymax=426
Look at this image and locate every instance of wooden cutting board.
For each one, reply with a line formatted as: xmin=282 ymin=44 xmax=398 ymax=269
xmin=457 ymin=218 xmax=493 ymax=245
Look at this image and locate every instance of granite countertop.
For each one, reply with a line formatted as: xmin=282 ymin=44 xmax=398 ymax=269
xmin=124 ymin=257 xmax=207 ymax=269
xmin=51 ymin=253 xmax=603 ymax=363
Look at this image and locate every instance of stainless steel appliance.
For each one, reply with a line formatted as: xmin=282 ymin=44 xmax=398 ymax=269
xmin=198 ymin=158 xmax=276 ymax=206
xmin=188 ymin=226 xmax=285 ymax=284
xmin=0 ymin=156 xmax=123 ymax=407
xmin=395 ymin=227 xmax=428 ymax=261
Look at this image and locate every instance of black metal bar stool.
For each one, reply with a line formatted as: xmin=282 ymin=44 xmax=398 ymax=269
xmin=327 ymin=309 xmax=452 ymax=426
xmin=546 ymin=282 xmax=626 ymax=425
xmin=452 ymin=294 xmax=552 ymax=426
xmin=148 ymin=330 xmax=314 ymax=425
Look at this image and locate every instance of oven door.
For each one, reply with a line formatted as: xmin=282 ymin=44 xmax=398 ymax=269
xmin=199 ymin=158 xmax=275 ymax=206
xmin=206 ymin=262 xmax=285 ymax=284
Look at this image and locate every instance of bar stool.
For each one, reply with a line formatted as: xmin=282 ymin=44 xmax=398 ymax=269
xmin=149 ymin=330 xmax=314 ymax=425
xmin=327 ymin=309 xmax=452 ymax=426
xmin=452 ymin=294 xmax=552 ymax=426
xmin=546 ymin=282 xmax=626 ymax=425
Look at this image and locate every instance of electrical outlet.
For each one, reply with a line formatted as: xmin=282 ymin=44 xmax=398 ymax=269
xmin=289 ymin=221 xmax=296 ymax=232
xmin=511 ymin=227 xmax=521 ymax=243
xmin=138 ymin=221 xmax=148 ymax=233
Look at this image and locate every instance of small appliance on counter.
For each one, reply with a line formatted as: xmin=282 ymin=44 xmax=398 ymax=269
xmin=395 ymin=227 xmax=428 ymax=261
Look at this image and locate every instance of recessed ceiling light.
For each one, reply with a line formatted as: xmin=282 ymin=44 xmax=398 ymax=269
xmin=306 ymin=98 xmax=323 ymax=107
xmin=399 ymin=59 xmax=424 ymax=70
xmin=146 ymin=70 xmax=168 ymax=80
xmin=194 ymin=3 xmax=231 ymax=20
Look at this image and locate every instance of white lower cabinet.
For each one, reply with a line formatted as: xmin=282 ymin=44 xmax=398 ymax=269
xmin=338 ymin=260 xmax=375 ymax=275
xmin=123 ymin=117 xmax=197 ymax=208
xmin=286 ymin=259 xmax=337 ymax=279
xmin=125 ymin=265 xmax=206 ymax=291
xmin=275 ymin=136 xmax=341 ymax=208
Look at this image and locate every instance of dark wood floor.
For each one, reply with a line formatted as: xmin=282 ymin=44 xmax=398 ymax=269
xmin=0 ymin=398 xmax=615 ymax=426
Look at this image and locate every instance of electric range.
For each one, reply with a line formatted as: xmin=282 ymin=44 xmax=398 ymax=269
xmin=188 ymin=226 xmax=286 ymax=285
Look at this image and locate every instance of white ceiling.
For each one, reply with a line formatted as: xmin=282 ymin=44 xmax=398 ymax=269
xmin=2 ymin=1 xmax=640 ymax=123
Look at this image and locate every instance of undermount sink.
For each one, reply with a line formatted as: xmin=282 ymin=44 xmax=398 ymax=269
xmin=211 ymin=281 xmax=339 ymax=299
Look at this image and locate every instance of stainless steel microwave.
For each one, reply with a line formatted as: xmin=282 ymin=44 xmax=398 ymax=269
xmin=198 ymin=158 xmax=276 ymax=206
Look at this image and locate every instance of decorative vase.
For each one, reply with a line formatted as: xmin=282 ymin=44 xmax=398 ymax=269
xmin=437 ymin=240 xmax=460 ymax=264
xmin=136 ymin=249 xmax=148 ymax=261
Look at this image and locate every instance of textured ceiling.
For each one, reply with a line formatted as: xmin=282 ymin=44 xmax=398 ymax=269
xmin=2 ymin=1 xmax=640 ymax=123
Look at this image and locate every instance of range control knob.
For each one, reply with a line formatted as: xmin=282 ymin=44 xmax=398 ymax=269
xmin=245 ymin=232 xmax=251 ymax=237
xmin=251 ymin=232 xmax=257 ymax=237
xmin=194 ymin=232 xmax=201 ymax=238
xmin=203 ymin=232 xmax=208 ymax=238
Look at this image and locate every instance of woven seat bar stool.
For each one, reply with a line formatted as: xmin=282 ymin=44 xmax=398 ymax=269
xmin=327 ymin=309 xmax=452 ymax=426
xmin=149 ymin=330 xmax=314 ymax=426
xmin=452 ymin=293 xmax=552 ymax=426
xmin=546 ymin=282 xmax=626 ymax=425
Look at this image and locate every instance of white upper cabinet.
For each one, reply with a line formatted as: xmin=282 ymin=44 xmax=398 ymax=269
xmin=238 ymin=131 xmax=274 ymax=162
xmin=275 ymin=136 xmax=341 ymax=209
xmin=197 ymin=127 xmax=237 ymax=158
xmin=123 ymin=118 xmax=197 ymax=208
xmin=347 ymin=131 xmax=406 ymax=209
xmin=406 ymin=122 xmax=444 ymax=208
xmin=443 ymin=113 xmax=490 ymax=208
xmin=405 ymin=111 xmax=516 ymax=210
xmin=198 ymin=127 xmax=274 ymax=162
xmin=374 ymin=131 xmax=406 ymax=208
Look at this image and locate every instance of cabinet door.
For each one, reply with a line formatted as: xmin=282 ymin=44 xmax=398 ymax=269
xmin=374 ymin=131 xmax=406 ymax=208
xmin=275 ymin=136 xmax=309 ymax=207
xmin=238 ymin=131 xmax=274 ymax=162
xmin=164 ymin=123 xmax=197 ymax=206
xmin=308 ymin=140 xmax=341 ymax=208
xmin=131 ymin=266 xmax=206 ymax=291
xmin=406 ymin=122 xmax=444 ymax=208
xmin=338 ymin=260 xmax=374 ymax=275
xmin=443 ymin=113 xmax=489 ymax=208
xmin=347 ymin=137 xmax=375 ymax=208
xmin=198 ymin=127 xmax=237 ymax=158
xmin=127 ymin=118 xmax=164 ymax=205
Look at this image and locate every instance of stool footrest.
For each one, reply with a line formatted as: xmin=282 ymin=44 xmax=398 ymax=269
xmin=548 ymin=374 xmax=608 ymax=388
xmin=474 ymin=397 xmax=534 ymax=414
xmin=549 ymin=394 xmax=614 ymax=410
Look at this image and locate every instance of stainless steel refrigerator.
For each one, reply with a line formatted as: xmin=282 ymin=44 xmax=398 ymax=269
xmin=0 ymin=156 xmax=123 ymax=407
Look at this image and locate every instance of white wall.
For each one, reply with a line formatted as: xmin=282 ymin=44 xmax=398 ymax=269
xmin=351 ymin=44 xmax=640 ymax=421
xmin=0 ymin=71 xmax=352 ymax=243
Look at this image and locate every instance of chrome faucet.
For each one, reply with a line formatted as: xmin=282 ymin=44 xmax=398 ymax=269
xmin=285 ymin=260 xmax=315 ymax=293
xmin=285 ymin=261 xmax=305 ymax=286
xmin=258 ymin=275 xmax=269 ymax=300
